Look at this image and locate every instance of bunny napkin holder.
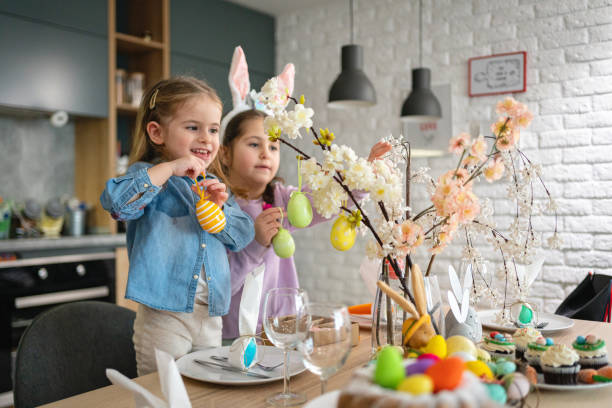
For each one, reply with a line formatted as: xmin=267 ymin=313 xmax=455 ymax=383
xmin=444 ymin=264 xmax=482 ymax=343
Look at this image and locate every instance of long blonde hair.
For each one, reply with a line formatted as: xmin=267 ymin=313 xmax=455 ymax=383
xmin=130 ymin=76 xmax=222 ymax=166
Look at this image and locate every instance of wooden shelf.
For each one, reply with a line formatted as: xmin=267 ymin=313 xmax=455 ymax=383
xmin=117 ymin=103 xmax=139 ymax=115
xmin=115 ymin=32 xmax=165 ymax=53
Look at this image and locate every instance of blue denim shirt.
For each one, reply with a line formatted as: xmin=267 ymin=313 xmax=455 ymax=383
xmin=100 ymin=162 xmax=254 ymax=315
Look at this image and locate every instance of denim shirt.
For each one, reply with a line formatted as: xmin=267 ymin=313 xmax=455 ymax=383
xmin=100 ymin=162 xmax=254 ymax=315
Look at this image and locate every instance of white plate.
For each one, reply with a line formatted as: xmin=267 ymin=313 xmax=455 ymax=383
xmin=176 ymin=345 xmax=306 ymax=385
xmin=534 ymin=373 xmax=612 ymax=391
xmin=350 ymin=314 xmax=372 ymax=328
xmin=477 ymin=309 xmax=574 ymax=334
xmin=303 ymin=390 xmax=340 ymax=408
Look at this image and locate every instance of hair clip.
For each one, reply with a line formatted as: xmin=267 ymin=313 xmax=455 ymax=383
xmin=149 ymin=89 xmax=159 ymax=110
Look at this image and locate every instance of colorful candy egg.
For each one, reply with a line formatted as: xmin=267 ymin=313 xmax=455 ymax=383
xmin=545 ymin=337 xmax=554 ymax=346
xmin=421 ymin=335 xmax=447 ymax=359
xmin=330 ymin=213 xmax=356 ymax=251
xmin=485 ymin=383 xmax=507 ymax=404
xmin=425 ymin=357 xmax=465 ymax=392
xmin=287 ymin=191 xmax=312 ymax=228
xmin=405 ymin=359 xmax=436 ymax=376
xmin=417 ymin=353 xmax=440 ymax=362
xmin=576 ymin=335 xmax=586 ymax=345
xmin=446 ymin=335 xmax=477 ymax=358
xmin=505 ymin=373 xmax=531 ymax=401
xmin=272 ymin=227 xmax=295 ymax=258
xmin=450 ymin=351 xmax=476 ymax=362
xmin=374 ymin=346 xmax=405 ymax=389
xmin=196 ymin=197 xmax=226 ymax=233
xmin=476 ymin=348 xmax=491 ymax=362
xmin=496 ymin=360 xmax=517 ymax=376
xmin=586 ymin=334 xmax=598 ymax=345
xmin=466 ymin=360 xmax=494 ymax=379
xmin=397 ymin=374 xmax=433 ymax=395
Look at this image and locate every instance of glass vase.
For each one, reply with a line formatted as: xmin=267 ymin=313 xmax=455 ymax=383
xmin=371 ymin=261 xmax=405 ymax=354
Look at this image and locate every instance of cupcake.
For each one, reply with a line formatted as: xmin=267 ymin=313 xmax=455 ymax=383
xmin=572 ymin=334 xmax=609 ymax=370
xmin=512 ymin=327 xmax=541 ymax=361
xmin=480 ymin=332 xmax=516 ymax=361
xmin=524 ymin=336 xmax=553 ymax=373
xmin=541 ymin=344 xmax=580 ymax=385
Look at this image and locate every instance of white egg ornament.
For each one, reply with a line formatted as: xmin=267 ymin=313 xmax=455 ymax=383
xmin=287 ymin=191 xmax=312 ymax=228
xmin=330 ymin=210 xmax=361 ymax=251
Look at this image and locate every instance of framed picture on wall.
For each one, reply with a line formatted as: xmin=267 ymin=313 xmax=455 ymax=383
xmin=468 ymin=51 xmax=527 ymax=97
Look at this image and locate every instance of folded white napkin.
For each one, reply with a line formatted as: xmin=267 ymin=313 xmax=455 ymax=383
xmin=106 ymin=348 xmax=191 ymax=408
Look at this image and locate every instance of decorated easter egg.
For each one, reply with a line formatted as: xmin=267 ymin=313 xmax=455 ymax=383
xmin=397 ymin=374 xmax=433 ymax=395
xmin=496 ymin=360 xmax=517 ymax=376
xmin=374 ymin=346 xmax=405 ymax=389
xmin=505 ymin=373 xmax=531 ymax=401
xmin=466 ymin=360 xmax=494 ymax=379
xmin=417 ymin=353 xmax=440 ymax=362
xmin=425 ymin=357 xmax=465 ymax=392
xmin=330 ymin=214 xmax=356 ymax=251
xmin=518 ymin=304 xmax=533 ymax=324
xmin=196 ymin=198 xmax=226 ymax=233
xmin=422 ymin=335 xmax=447 ymax=359
xmin=476 ymin=348 xmax=491 ymax=362
xmin=272 ymin=228 xmax=295 ymax=258
xmin=287 ymin=191 xmax=312 ymax=228
xmin=446 ymin=335 xmax=477 ymax=358
xmin=405 ymin=359 xmax=436 ymax=376
xmin=485 ymin=383 xmax=507 ymax=404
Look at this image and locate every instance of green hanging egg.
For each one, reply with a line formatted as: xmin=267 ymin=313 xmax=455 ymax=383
xmin=518 ymin=305 xmax=533 ymax=324
xmin=287 ymin=192 xmax=313 ymax=228
xmin=272 ymin=227 xmax=295 ymax=258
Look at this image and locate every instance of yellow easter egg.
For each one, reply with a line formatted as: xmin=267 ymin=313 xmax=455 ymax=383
xmin=446 ymin=335 xmax=477 ymax=359
xmin=466 ymin=360 xmax=494 ymax=380
xmin=196 ymin=198 xmax=226 ymax=234
xmin=330 ymin=214 xmax=356 ymax=251
xmin=421 ymin=335 xmax=447 ymax=359
xmin=476 ymin=348 xmax=491 ymax=362
xmin=396 ymin=374 xmax=433 ymax=395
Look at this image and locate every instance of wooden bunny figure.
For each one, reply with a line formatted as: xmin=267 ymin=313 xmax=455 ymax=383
xmin=444 ymin=264 xmax=482 ymax=343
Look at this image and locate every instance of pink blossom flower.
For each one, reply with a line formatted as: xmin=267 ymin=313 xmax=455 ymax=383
xmin=395 ymin=220 xmax=424 ymax=256
xmin=448 ymin=132 xmax=471 ymax=154
xmin=484 ymin=158 xmax=505 ymax=182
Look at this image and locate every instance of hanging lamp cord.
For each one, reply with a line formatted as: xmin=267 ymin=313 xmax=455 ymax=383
xmin=419 ymin=0 xmax=423 ymax=67
xmin=350 ymin=0 xmax=354 ymax=44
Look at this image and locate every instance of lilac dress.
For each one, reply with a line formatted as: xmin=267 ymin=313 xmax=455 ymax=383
xmin=221 ymin=183 xmax=332 ymax=339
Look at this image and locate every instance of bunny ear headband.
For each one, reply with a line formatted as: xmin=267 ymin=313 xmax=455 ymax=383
xmin=220 ymin=45 xmax=296 ymax=137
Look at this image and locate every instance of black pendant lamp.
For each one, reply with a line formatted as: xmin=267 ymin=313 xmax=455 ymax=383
xmin=400 ymin=0 xmax=441 ymax=123
xmin=328 ymin=0 xmax=376 ymax=109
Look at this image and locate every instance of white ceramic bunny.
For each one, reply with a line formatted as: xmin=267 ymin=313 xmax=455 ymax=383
xmin=444 ymin=264 xmax=482 ymax=342
xmin=220 ymin=45 xmax=295 ymax=136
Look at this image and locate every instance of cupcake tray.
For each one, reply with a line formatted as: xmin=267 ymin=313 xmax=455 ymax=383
xmin=534 ymin=373 xmax=612 ymax=391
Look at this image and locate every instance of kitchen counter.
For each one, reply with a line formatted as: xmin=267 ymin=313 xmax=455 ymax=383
xmin=0 ymin=234 xmax=126 ymax=253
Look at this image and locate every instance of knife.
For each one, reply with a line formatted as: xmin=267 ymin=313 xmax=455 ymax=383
xmin=193 ymin=359 xmax=272 ymax=379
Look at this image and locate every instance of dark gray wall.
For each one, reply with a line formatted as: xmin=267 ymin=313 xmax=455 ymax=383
xmin=170 ymin=0 xmax=275 ymax=111
xmin=0 ymin=1 xmax=108 ymax=117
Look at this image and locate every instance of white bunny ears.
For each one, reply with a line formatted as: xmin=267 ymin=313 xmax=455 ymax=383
xmin=220 ymin=45 xmax=296 ymax=136
xmin=447 ymin=264 xmax=475 ymax=324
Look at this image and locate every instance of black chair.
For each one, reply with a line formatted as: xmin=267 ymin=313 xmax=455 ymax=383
xmin=13 ymin=301 xmax=137 ymax=408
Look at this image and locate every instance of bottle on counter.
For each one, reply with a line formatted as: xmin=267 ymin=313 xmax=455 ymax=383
xmin=39 ymin=197 xmax=65 ymax=237
xmin=0 ymin=197 xmax=11 ymax=239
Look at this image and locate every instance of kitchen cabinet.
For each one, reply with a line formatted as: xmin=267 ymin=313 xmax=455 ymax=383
xmin=0 ymin=12 xmax=107 ymax=117
xmin=170 ymin=0 xmax=275 ymax=106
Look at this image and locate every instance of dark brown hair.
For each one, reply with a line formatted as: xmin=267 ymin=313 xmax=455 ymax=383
xmin=217 ymin=109 xmax=283 ymax=203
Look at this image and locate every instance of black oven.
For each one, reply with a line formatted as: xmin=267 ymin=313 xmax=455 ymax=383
xmin=0 ymin=251 xmax=116 ymax=394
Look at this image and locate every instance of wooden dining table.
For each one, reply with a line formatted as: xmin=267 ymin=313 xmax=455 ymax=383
xmin=42 ymin=317 xmax=612 ymax=408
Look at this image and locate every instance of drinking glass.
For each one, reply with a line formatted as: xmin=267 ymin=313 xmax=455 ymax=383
xmin=263 ymin=287 xmax=309 ymax=406
xmin=298 ymin=303 xmax=352 ymax=395
xmin=423 ymin=275 xmax=445 ymax=336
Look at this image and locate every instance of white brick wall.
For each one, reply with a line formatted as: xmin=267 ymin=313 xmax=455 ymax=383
xmin=274 ymin=0 xmax=612 ymax=314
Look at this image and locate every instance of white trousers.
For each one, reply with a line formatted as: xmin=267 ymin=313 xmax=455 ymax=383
xmin=133 ymin=302 xmax=222 ymax=375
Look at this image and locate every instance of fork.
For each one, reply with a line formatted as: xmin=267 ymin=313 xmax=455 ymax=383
xmin=210 ymin=355 xmax=283 ymax=372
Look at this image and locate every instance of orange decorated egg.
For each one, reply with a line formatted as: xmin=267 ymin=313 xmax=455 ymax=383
xmin=424 ymin=357 xmax=465 ymax=392
xmin=196 ymin=197 xmax=226 ymax=234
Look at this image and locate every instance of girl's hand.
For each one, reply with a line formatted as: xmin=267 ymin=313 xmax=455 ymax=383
xmin=254 ymin=207 xmax=285 ymax=247
xmin=171 ymin=156 xmax=208 ymax=179
xmin=367 ymin=141 xmax=392 ymax=162
xmin=196 ymin=179 xmax=228 ymax=208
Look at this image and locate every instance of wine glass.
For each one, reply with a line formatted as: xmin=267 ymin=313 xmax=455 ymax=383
xmin=298 ymin=303 xmax=352 ymax=395
xmin=263 ymin=287 xmax=309 ymax=407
